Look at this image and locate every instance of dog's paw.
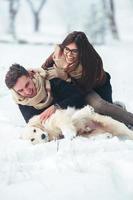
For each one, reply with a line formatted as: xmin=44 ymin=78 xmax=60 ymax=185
xmin=89 ymin=132 xmax=112 ymax=140
xmin=63 ymin=130 xmax=76 ymax=140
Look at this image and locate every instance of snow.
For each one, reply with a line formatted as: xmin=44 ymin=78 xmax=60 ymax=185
xmin=1 ymin=0 xmax=133 ymax=199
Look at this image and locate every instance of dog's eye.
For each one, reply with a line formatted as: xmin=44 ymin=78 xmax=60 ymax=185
xmin=33 ymin=129 xmax=36 ymax=133
xmin=41 ymin=134 xmax=46 ymax=139
xmin=31 ymin=138 xmax=35 ymax=142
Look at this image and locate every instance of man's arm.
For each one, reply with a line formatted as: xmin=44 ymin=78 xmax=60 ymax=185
xmin=18 ymin=104 xmax=44 ymax=123
xmin=18 ymin=78 xmax=85 ymax=123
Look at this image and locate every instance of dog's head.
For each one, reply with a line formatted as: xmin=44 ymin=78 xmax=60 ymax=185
xmin=22 ymin=126 xmax=49 ymax=144
xmin=21 ymin=115 xmax=49 ymax=144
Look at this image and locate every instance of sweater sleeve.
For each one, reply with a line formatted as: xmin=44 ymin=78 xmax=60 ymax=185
xmin=41 ymin=53 xmax=54 ymax=69
xmin=50 ymin=78 xmax=85 ymax=109
xmin=18 ymin=104 xmax=44 ymax=123
xmin=56 ymin=93 xmax=85 ymax=109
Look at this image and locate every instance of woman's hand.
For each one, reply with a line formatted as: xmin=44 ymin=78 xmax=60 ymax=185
xmin=63 ymin=60 xmax=79 ymax=73
xmin=39 ymin=105 xmax=57 ymax=122
xmin=28 ymin=69 xmax=36 ymax=77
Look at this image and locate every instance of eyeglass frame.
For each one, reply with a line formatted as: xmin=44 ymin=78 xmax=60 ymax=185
xmin=63 ymin=46 xmax=79 ymax=56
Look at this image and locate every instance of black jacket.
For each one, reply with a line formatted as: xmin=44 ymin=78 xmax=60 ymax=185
xmin=19 ymin=78 xmax=85 ymax=123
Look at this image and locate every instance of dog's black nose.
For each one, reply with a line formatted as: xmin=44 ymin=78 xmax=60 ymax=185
xmin=41 ymin=134 xmax=46 ymax=139
xmin=31 ymin=138 xmax=35 ymax=142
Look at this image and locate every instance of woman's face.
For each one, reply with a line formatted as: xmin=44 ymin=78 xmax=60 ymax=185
xmin=63 ymin=42 xmax=79 ymax=64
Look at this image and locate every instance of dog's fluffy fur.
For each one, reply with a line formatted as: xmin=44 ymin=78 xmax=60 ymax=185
xmin=22 ymin=105 xmax=133 ymax=144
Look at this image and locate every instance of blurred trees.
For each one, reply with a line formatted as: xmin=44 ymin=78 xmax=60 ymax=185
xmin=0 ymin=0 xmax=119 ymax=44
xmin=56 ymin=0 xmax=119 ymax=44
xmin=103 ymin=0 xmax=119 ymax=39
xmin=7 ymin=0 xmax=20 ymax=39
xmin=84 ymin=1 xmax=107 ymax=44
xmin=26 ymin=0 xmax=46 ymax=32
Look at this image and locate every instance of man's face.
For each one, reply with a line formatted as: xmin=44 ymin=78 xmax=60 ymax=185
xmin=13 ymin=75 xmax=37 ymax=98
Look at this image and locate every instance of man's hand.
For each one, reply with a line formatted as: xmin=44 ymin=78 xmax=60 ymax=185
xmin=39 ymin=105 xmax=57 ymax=122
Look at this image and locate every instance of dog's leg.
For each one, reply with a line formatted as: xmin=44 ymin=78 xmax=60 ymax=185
xmin=90 ymin=113 xmax=133 ymax=140
xmin=71 ymin=105 xmax=94 ymax=131
xmin=60 ymin=124 xmax=77 ymax=140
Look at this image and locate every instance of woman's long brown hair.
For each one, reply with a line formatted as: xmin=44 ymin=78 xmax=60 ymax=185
xmin=61 ymin=31 xmax=104 ymax=91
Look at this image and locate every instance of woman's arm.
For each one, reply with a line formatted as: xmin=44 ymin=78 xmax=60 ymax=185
xmin=41 ymin=53 xmax=55 ymax=70
xmin=41 ymin=48 xmax=69 ymax=81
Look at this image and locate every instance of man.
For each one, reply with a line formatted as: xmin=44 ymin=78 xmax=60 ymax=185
xmin=5 ymin=64 xmax=85 ymax=123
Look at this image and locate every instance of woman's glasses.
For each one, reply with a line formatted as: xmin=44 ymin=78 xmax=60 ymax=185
xmin=64 ymin=46 xmax=79 ymax=56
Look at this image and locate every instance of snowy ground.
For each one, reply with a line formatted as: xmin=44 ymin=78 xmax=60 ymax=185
xmin=1 ymin=1 xmax=133 ymax=199
xmin=0 ymin=40 xmax=133 ymax=200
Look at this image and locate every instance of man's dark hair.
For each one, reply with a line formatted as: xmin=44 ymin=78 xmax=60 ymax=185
xmin=5 ymin=63 xmax=29 ymax=89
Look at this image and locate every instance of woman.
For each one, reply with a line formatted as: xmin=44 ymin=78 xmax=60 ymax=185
xmin=41 ymin=31 xmax=133 ymax=126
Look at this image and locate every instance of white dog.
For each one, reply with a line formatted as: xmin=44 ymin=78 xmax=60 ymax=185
xmin=22 ymin=105 xmax=133 ymax=144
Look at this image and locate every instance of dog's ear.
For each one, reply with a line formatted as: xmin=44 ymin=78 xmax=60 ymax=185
xmin=28 ymin=115 xmax=40 ymax=126
xmin=28 ymin=115 xmax=44 ymax=131
xmin=21 ymin=126 xmax=33 ymax=140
